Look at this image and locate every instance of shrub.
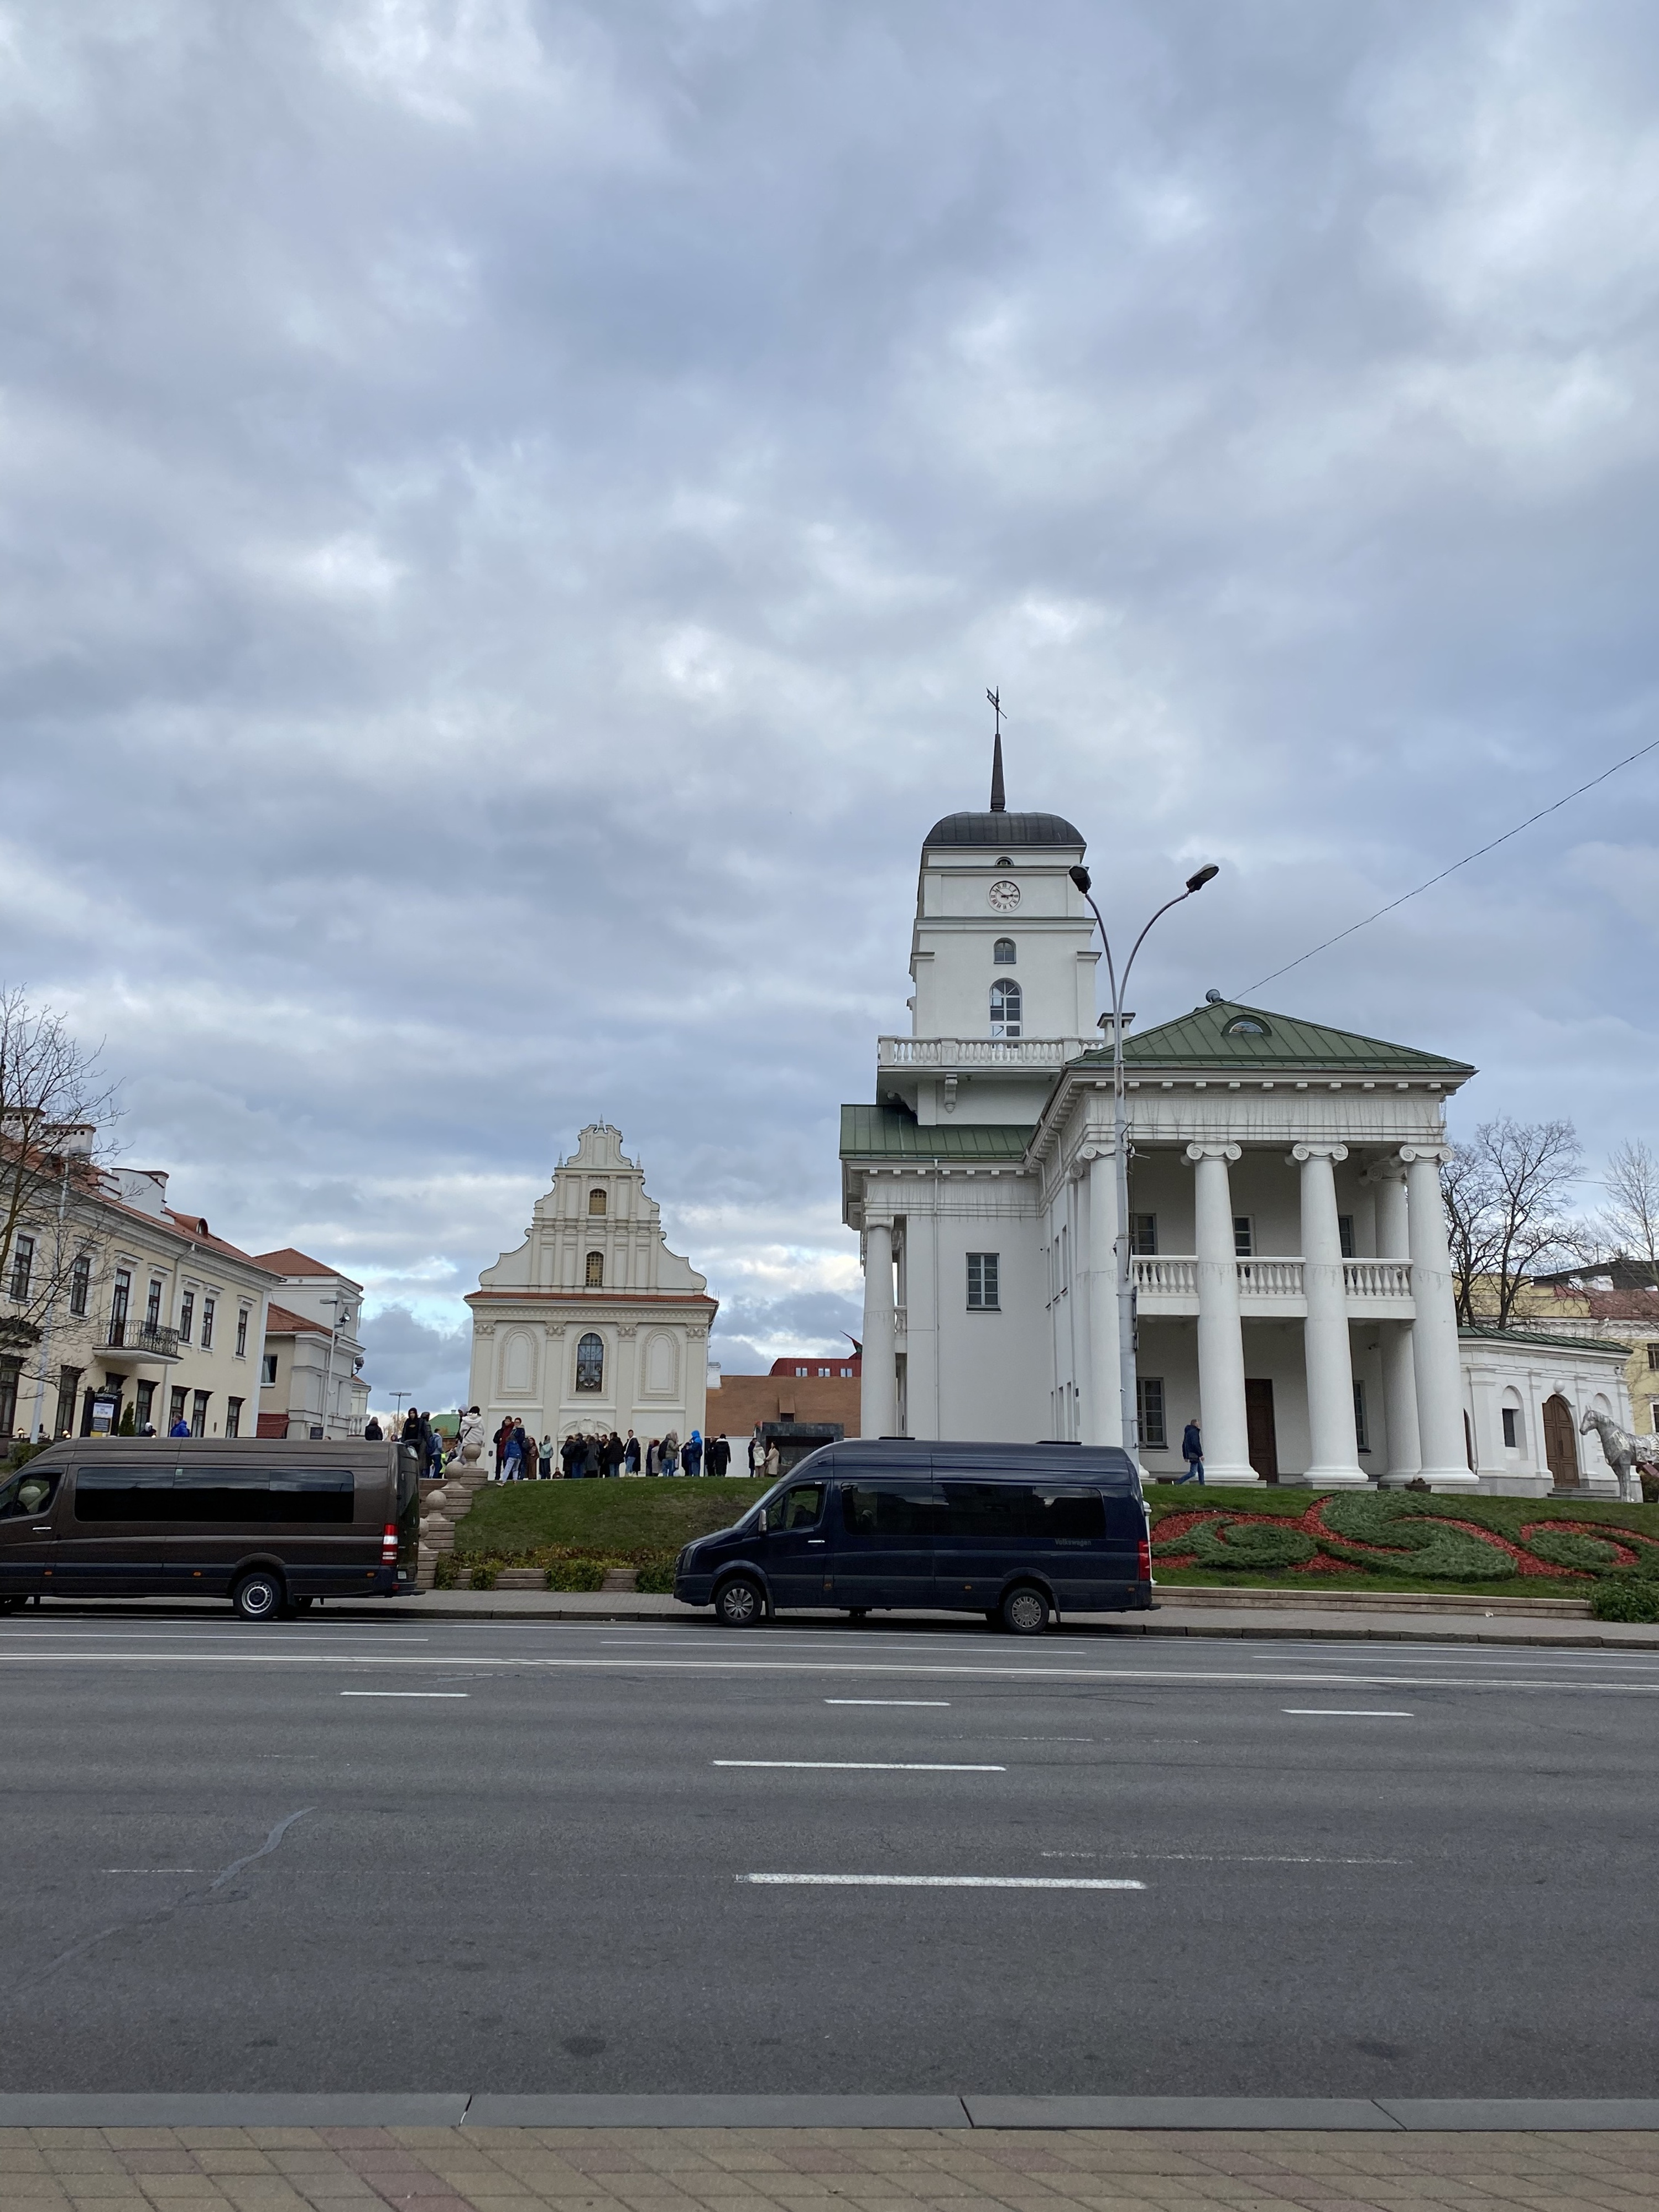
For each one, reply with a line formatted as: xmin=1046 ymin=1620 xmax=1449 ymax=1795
xmin=546 ymin=1556 xmax=607 ymax=1592
xmin=1590 ymin=1576 xmax=1659 ymax=1623
xmin=469 ymin=1561 xmax=500 ymax=1590
xmin=1182 ymin=1517 xmax=1318 ymax=1572
xmin=635 ymin=1556 xmax=678 ymax=1594
xmin=432 ymin=1552 xmax=458 ymax=1589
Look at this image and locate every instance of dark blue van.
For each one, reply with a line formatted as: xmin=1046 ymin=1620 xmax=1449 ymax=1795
xmin=672 ymin=1437 xmax=1151 ymax=1634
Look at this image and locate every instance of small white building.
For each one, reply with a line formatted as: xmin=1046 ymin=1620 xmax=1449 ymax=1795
xmin=466 ymin=1123 xmax=717 ymax=1452
xmin=840 ymin=766 xmax=1632 ymax=1498
xmin=252 ymin=1250 xmax=370 ymax=1440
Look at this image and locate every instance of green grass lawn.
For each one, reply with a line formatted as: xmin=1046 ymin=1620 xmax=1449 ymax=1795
xmin=453 ymin=1476 xmax=770 ymax=1563
xmin=446 ymin=1471 xmax=1659 ymax=1607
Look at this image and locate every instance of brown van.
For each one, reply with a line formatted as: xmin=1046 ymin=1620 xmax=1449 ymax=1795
xmin=0 ymin=1438 xmax=422 ymax=1620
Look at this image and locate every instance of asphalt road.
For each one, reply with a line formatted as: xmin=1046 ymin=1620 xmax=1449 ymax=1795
xmin=1 ymin=1610 xmax=1656 ymax=2098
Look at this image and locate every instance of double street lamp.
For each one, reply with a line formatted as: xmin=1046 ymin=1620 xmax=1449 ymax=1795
xmin=1068 ymin=859 xmax=1220 ymax=1459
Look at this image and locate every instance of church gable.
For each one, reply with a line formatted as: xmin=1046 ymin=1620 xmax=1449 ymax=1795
xmin=1100 ymin=999 xmax=1475 ymax=1079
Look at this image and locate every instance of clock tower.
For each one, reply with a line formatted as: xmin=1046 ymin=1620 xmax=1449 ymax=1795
xmin=889 ymin=741 xmax=1100 ymax=1126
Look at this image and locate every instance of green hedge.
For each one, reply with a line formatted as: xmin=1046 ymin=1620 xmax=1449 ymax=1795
xmin=1591 ymin=1576 xmax=1659 ymax=1623
xmin=1179 ymin=1519 xmax=1318 ymax=1572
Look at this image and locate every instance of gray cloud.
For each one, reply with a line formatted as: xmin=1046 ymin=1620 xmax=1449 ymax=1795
xmin=5 ymin=0 xmax=1659 ymax=1386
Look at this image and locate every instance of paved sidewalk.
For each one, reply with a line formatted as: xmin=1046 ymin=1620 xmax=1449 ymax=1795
xmin=1 ymin=2126 xmax=1655 ymax=2212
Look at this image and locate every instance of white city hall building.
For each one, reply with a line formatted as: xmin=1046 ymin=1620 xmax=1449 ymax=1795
xmin=841 ymin=778 xmax=1631 ymax=1495
xmin=466 ymin=1123 xmax=716 ymax=1448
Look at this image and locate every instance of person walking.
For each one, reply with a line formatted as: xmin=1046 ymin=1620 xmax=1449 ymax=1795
xmin=1179 ymin=1417 xmax=1205 ymax=1485
xmin=623 ymin=1429 xmax=640 ymax=1475
xmin=500 ymin=1425 xmax=524 ymax=1481
xmin=169 ymin=1412 xmax=191 ymax=1438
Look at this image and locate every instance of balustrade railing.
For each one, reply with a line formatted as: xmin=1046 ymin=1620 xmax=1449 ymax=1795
xmin=877 ymin=1036 xmax=1082 ymax=1070
xmin=1131 ymin=1256 xmax=1416 ymax=1306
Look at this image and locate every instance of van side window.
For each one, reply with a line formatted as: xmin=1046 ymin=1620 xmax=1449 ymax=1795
xmin=74 ymin=1468 xmax=355 ymax=1525
xmin=937 ymin=1483 xmax=1105 ymax=1540
xmin=0 ymin=1470 xmax=59 ymax=1519
xmin=841 ymin=1481 xmax=942 ymax=1537
xmin=770 ymin=1483 xmax=825 ymax=1531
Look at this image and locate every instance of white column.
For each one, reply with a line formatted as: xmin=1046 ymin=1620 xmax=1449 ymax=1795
xmin=1082 ymin=1145 xmax=1126 ymax=1448
xmin=1291 ymin=1144 xmax=1365 ymax=1485
xmin=1371 ymin=1168 xmax=1420 ymax=1486
xmin=1402 ymin=1145 xmax=1477 ymax=1489
xmin=1187 ymin=1142 xmax=1255 ymax=1483
xmin=860 ymin=1216 xmax=898 ymax=1438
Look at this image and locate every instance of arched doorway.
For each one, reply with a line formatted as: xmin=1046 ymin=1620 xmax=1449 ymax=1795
xmin=1542 ymin=1394 xmax=1579 ymax=1490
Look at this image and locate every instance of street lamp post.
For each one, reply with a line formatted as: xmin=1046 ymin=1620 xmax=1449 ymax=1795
xmin=1068 ymin=861 xmax=1219 ymax=1459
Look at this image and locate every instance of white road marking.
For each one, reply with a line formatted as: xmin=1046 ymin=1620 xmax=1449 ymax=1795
xmin=1283 ymin=1708 xmax=1414 ymax=1717
xmin=104 ymin=1868 xmax=202 ymax=1874
xmin=338 ymin=1690 xmax=469 ymax=1698
xmin=714 ymin=1759 xmax=1004 ymax=1771
xmin=739 ymin=1874 xmax=1145 ymax=1889
xmin=824 ymin=1698 xmax=951 ymax=1706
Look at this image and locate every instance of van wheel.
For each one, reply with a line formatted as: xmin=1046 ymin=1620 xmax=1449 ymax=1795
xmin=232 ymin=1571 xmax=284 ymax=1622
xmin=714 ymin=1577 xmax=765 ymax=1628
xmin=1000 ymin=1584 xmax=1048 ymax=1636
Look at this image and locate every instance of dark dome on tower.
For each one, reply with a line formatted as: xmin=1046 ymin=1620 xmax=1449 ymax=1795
xmin=923 ymin=810 xmax=1086 ymax=849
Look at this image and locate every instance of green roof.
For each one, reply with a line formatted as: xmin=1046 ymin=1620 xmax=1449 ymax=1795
xmin=1459 ymin=1325 xmax=1634 ymax=1359
xmin=839 ymin=1105 xmax=1034 ymax=1163
xmin=1079 ymin=1000 xmax=1475 ymax=1077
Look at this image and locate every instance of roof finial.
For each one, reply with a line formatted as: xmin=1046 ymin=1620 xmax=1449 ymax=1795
xmin=987 ymin=686 xmax=1006 ymax=811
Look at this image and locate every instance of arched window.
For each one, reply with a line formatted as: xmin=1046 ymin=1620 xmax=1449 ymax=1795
xmin=990 ymin=979 xmax=1022 ymax=1037
xmin=585 ymin=1250 xmax=604 ymax=1287
xmin=588 ymin=1188 xmax=607 ymax=1216
xmin=993 ymin=937 xmax=1016 ymax=966
xmin=575 ymin=1332 xmax=604 ymax=1392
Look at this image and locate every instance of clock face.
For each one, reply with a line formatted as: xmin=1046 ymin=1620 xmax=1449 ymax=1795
xmin=988 ymin=878 xmax=1021 ymax=912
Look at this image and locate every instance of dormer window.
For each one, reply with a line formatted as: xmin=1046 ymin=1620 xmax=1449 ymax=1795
xmin=993 ymin=937 xmax=1016 ymax=966
xmin=990 ymin=979 xmax=1022 ymax=1037
xmin=1224 ymin=1016 xmax=1270 ymax=1038
xmin=588 ymin=1188 xmax=607 ymax=1216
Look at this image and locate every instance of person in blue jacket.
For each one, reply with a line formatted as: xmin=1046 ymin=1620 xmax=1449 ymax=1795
xmin=682 ymin=1430 xmax=703 ymax=1477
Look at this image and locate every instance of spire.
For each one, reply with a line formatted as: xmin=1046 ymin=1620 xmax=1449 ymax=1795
xmin=990 ymin=730 xmax=1006 ymax=812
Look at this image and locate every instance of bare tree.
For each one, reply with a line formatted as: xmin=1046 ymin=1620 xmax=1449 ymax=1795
xmin=1441 ymin=1117 xmax=1587 ymax=1329
xmin=1598 ymin=1139 xmax=1659 ymax=1282
xmin=0 ymin=989 xmax=118 ymax=1389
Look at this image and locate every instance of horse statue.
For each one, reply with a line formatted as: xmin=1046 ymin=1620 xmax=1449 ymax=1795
xmin=1580 ymin=1407 xmax=1659 ymax=1504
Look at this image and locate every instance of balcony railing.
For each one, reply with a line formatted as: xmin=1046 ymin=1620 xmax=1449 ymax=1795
xmin=1131 ymin=1257 xmax=1415 ymax=1308
xmin=101 ymin=1319 xmax=181 ymax=1359
xmin=877 ymin=1036 xmax=1085 ymax=1071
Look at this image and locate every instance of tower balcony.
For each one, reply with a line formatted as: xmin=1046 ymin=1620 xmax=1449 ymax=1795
xmin=877 ymin=1036 xmax=1088 ymax=1073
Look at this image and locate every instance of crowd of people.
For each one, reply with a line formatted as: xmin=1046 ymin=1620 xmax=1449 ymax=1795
xmin=367 ymin=1406 xmax=786 ymax=1483
xmin=486 ymin=1419 xmax=750 ymax=1478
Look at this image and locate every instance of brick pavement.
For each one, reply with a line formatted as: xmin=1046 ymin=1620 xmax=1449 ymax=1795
xmin=0 ymin=2129 xmax=1653 ymax=2212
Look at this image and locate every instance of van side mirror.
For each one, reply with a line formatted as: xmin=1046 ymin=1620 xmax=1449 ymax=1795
xmin=757 ymin=1509 xmax=768 ymax=1533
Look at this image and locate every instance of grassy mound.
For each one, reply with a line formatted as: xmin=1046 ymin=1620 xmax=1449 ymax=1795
xmin=450 ymin=1475 xmax=770 ymax=1579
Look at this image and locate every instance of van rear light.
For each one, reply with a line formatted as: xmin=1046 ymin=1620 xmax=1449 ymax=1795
xmin=1136 ymin=1536 xmax=1151 ymax=1582
xmin=382 ymin=1521 xmax=399 ymax=1562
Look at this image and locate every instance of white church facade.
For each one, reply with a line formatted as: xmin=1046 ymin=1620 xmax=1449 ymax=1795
xmin=842 ymin=775 xmax=1632 ymax=1497
xmin=466 ymin=1123 xmax=716 ymax=1448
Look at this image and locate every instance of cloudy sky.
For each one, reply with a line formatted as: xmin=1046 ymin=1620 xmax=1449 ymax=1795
xmin=5 ymin=0 xmax=1658 ymax=1409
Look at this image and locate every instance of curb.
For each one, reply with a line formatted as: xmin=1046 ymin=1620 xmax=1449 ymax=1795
xmin=1 ymin=2094 xmax=1657 ymax=2131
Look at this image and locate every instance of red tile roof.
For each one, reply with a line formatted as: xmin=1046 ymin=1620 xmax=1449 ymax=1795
xmin=263 ymin=1300 xmax=331 ymax=1339
xmin=251 ymin=1247 xmax=335 ymax=1277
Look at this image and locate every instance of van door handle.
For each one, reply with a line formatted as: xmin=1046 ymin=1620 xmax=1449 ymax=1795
xmin=808 ymin=1538 xmax=826 ymax=1546
xmin=31 ymin=1527 xmax=51 ymax=1534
